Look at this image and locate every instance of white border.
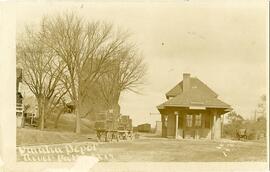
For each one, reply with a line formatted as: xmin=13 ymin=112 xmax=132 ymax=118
xmin=0 ymin=1 xmax=268 ymax=172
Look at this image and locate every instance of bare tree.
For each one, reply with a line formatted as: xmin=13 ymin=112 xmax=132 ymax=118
xmin=97 ymin=44 xmax=147 ymax=110
xmin=17 ymin=27 xmax=67 ymax=130
xmin=39 ymin=13 xmax=130 ymax=133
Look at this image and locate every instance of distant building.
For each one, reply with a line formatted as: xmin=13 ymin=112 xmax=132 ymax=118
xmin=16 ymin=67 xmax=24 ymax=127
xmin=137 ymin=123 xmax=151 ymax=132
xmin=16 ymin=68 xmax=23 ymax=106
xmin=157 ymin=73 xmax=232 ymax=140
xmin=16 ymin=67 xmax=39 ymax=127
xmin=23 ymin=96 xmax=38 ymax=126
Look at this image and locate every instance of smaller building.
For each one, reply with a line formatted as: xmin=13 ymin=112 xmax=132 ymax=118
xmin=157 ymin=73 xmax=232 ymax=140
xmin=137 ymin=123 xmax=151 ymax=132
xmin=16 ymin=67 xmax=24 ymax=127
xmin=23 ymin=96 xmax=38 ymax=126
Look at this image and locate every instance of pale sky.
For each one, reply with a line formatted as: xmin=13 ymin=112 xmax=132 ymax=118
xmin=16 ymin=1 xmax=268 ymax=126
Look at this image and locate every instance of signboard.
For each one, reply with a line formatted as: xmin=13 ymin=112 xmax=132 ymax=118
xmin=189 ymin=106 xmax=206 ymax=110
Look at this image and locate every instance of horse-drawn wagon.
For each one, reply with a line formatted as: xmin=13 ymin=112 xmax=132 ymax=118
xmin=94 ymin=110 xmax=133 ymax=142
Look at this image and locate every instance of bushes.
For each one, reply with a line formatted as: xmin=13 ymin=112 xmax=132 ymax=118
xmin=223 ymin=95 xmax=266 ymax=140
xmin=223 ymin=111 xmax=244 ymax=139
xmin=223 ymin=118 xmax=266 ymax=140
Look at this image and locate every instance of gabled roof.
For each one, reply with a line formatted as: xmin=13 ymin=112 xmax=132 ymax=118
xmin=158 ymin=75 xmax=231 ymax=110
xmin=158 ymin=89 xmax=230 ymax=109
xmin=166 ymin=77 xmax=218 ymax=98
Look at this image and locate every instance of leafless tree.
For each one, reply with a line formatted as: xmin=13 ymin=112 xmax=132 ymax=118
xmin=39 ymin=12 xmax=131 ymax=133
xmin=97 ymin=44 xmax=147 ymax=110
xmin=17 ymin=27 xmax=67 ymax=130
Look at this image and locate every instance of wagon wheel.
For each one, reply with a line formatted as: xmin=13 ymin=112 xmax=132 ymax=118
xmin=126 ymin=132 xmax=131 ymax=140
xmin=116 ymin=132 xmax=120 ymax=142
xmin=106 ymin=131 xmax=113 ymax=142
xmin=101 ymin=131 xmax=107 ymax=142
xmin=112 ymin=132 xmax=119 ymax=142
xmin=118 ymin=132 xmax=123 ymax=141
xmin=118 ymin=132 xmax=124 ymax=140
xmin=117 ymin=132 xmax=121 ymax=140
xmin=96 ymin=130 xmax=102 ymax=142
xmin=124 ymin=132 xmax=128 ymax=140
xmin=129 ymin=132 xmax=134 ymax=140
xmin=111 ymin=132 xmax=115 ymax=141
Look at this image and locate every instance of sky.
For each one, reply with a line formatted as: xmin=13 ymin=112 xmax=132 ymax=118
xmin=16 ymin=1 xmax=268 ymax=126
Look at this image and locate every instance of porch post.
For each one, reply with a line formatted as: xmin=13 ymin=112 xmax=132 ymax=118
xmin=213 ymin=113 xmax=216 ymax=139
xmin=212 ymin=109 xmax=217 ymax=140
xmin=174 ymin=111 xmax=179 ymax=139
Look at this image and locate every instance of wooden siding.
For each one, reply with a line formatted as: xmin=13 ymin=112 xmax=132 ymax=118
xmin=161 ymin=108 xmax=223 ymax=140
xmin=167 ymin=114 xmax=176 ymax=138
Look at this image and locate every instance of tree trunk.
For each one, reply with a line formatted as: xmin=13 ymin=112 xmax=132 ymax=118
xmin=36 ymin=97 xmax=43 ymax=130
xmin=38 ymin=98 xmax=45 ymax=130
xmin=40 ymin=98 xmax=45 ymax=130
xmin=75 ymin=101 xmax=81 ymax=134
xmin=54 ymin=108 xmax=64 ymax=128
xmin=75 ymin=77 xmax=82 ymax=134
xmin=43 ymin=99 xmax=50 ymax=129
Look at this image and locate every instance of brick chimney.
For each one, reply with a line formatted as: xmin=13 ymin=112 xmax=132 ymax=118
xmin=183 ymin=73 xmax=190 ymax=92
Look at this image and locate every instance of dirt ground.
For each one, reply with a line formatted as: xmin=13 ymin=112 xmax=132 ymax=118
xmin=99 ymin=138 xmax=266 ymax=162
xmin=17 ymin=128 xmax=95 ymax=146
xmin=16 ymin=128 xmax=267 ymax=162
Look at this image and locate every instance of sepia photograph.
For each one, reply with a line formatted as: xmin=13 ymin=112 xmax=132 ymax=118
xmin=0 ymin=0 xmax=268 ymax=171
